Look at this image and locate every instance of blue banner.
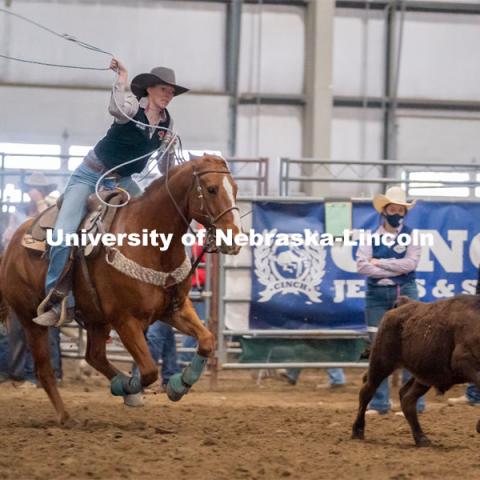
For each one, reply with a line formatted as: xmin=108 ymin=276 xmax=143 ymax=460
xmin=249 ymin=201 xmax=480 ymax=330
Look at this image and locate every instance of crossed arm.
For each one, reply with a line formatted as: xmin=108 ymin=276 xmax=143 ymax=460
xmin=356 ymin=242 xmax=421 ymax=278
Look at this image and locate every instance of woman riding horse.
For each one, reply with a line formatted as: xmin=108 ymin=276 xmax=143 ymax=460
xmin=34 ymin=58 xmax=188 ymax=327
xmin=1 ymin=153 xmax=241 ymax=423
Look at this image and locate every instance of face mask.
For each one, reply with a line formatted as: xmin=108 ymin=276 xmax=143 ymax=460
xmin=384 ymin=213 xmax=404 ymax=228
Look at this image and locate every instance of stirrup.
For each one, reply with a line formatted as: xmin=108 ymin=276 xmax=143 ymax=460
xmin=36 ymin=292 xmax=70 ymax=327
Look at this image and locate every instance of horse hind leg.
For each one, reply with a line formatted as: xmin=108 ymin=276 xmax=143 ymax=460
xmin=400 ymin=379 xmax=431 ymax=447
xmin=111 ymin=316 xmax=158 ymax=403
xmin=21 ymin=316 xmax=70 ymax=425
xmin=85 ymin=322 xmax=120 ymax=379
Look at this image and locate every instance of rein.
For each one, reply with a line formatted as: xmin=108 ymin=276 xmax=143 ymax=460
xmin=104 ymin=161 xmax=239 ymax=289
xmin=160 ymin=162 xmax=240 ymax=288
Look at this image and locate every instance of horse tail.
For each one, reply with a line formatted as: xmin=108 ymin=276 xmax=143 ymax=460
xmin=0 ymin=256 xmax=8 ymax=324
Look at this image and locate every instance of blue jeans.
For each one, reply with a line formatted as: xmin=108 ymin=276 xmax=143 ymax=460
xmin=133 ymin=321 xmax=180 ymax=385
xmin=0 ymin=322 xmax=9 ymax=379
xmin=285 ymin=368 xmax=346 ymax=385
xmin=45 ymin=159 xmax=142 ymax=297
xmin=8 ymin=312 xmax=62 ymax=382
xmin=466 ymin=384 xmax=480 ymax=404
xmin=366 ymin=280 xmax=424 ymax=413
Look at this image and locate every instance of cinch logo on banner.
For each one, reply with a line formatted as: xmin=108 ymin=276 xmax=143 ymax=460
xmin=249 ymin=201 xmax=480 ymax=331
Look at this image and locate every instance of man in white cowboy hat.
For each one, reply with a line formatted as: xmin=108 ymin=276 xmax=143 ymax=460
xmin=33 ymin=58 xmax=189 ymax=328
xmin=22 ymin=172 xmax=58 ymax=214
xmin=356 ymin=186 xmax=425 ymax=415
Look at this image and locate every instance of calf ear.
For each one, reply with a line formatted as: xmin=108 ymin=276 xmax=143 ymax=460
xmin=188 ymin=153 xmax=202 ymax=161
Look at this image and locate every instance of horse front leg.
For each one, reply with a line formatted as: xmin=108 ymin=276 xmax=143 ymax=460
xmin=110 ymin=316 xmax=159 ymax=406
xmin=164 ymin=298 xmax=214 ymax=402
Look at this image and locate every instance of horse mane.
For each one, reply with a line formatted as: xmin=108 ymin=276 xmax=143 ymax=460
xmin=142 ymin=155 xmax=228 ymax=196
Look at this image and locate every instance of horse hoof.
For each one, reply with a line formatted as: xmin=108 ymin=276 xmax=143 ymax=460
xmin=123 ymin=393 xmax=144 ymax=407
xmin=351 ymin=430 xmax=364 ymax=440
xmin=58 ymin=413 xmax=76 ymax=428
xmin=415 ymin=436 xmax=432 ymax=448
xmin=166 ymin=374 xmax=188 ymax=402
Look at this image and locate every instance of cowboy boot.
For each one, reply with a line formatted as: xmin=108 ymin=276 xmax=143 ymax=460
xmin=33 ymin=292 xmax=74 ymax=327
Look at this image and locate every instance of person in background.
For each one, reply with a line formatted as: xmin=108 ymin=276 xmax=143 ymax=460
xmin=179 ymin=223 xmax=206 ymax=364
xmin=447 ymin=265 xmax=480 ymax=406
xmin=0 ymin=322 xmax=8 ymax=383
xmin=280 ymin=367 xmax=346 ymax=388
xmin=3 ymin=172 xmax=63 ymax=387
xmin=356 ymin=186 xmax=423 ymax=415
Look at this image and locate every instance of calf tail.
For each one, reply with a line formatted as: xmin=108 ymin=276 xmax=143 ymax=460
xmin=393 ymin=295 xmax=413 ymax=308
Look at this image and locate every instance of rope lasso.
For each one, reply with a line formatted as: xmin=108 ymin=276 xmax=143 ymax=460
xmin=0 ymin=6 xmax=184 ymax=207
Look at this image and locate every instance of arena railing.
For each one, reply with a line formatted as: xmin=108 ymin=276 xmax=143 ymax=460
xmin=216 ymin=156 xmax=480 ymax=371
xmin=0 ymin=152 xmax=267 ymax=371
xmin=216 ymin=196 xmax=370 ymax=371
xmin=279 ymin=157 xmax=480 ymax=197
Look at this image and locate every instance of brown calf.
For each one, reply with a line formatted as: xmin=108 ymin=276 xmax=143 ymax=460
xmin=352 ymin=294 xmax=480 ymax=446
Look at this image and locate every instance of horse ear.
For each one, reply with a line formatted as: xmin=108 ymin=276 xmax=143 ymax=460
xmin=188 ymin=153 xmax=202 ymax=161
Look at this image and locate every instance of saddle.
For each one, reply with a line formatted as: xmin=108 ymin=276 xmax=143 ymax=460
xmin=22 ymin=189 xmax=128 ymax=258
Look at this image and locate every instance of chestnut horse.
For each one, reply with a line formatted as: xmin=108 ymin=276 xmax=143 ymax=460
xmin=0 ymin=155 xmax=241 ymax=424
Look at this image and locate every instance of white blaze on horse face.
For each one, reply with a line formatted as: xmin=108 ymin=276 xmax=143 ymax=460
xmin=222 ymin=176 xmax=242 ymax=232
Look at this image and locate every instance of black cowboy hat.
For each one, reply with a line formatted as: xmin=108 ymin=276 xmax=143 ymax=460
xmin=130 ymin=67 xmax=189 ymax=99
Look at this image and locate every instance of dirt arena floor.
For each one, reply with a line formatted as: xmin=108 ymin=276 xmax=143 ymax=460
xmin=1 ymin=363 xmax=479 ymax=480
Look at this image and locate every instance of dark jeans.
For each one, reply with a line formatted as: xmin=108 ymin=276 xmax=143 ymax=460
xmin=0 ymin=323 xmax=9 ymax=380
xmin=133 ymin=320 xmax=180 ymax=385
xmin=285 ymin=368 xmax=346 ymax=385
xmin=366 ymin=280 xmax=424 ymax=412
xmin=8 ymin=313 xmax=62 ymax=382
xmin=465 ymin=384 xmax=480 ymax=404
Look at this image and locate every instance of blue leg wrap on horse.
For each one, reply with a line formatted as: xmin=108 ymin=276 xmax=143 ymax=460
xmin=110 ymin=374 xmax=142 ymax=396
xmin=167 ymin=354 xmax=208 ymax=402
xmin=183 ymin=353 xmax=208 ymax=386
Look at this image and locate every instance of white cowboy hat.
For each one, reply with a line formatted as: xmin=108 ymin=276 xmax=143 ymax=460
xmin=22 ymin=172 xmax=57 ymax=192
xmin=373 ymin=186 xmax=416 ymax=213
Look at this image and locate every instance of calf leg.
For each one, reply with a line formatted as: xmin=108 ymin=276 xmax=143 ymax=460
xmin=451 ymin=349 xmax=480 ymax=433
xmin=399 ymin=377 xmax=414 ymax=402
xmin=352 ymin=358 xmax=397 ymax=440
xmin=400 ymin=379 xmax=431 ymax=447
xmin=352 ymin=320 xmax=402 ymax=440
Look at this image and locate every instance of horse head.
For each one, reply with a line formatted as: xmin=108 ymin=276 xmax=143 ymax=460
xmin=187 ymin=155 xmax=242 ymax=255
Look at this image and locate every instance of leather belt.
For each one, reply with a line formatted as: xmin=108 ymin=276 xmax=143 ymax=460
xmin=83 ymin=156 xmax=120 ymax=179
xmin=84 ymin=155 xmax=106 ymax=173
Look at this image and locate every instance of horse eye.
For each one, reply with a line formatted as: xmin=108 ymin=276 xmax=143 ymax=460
xmin=207 ymin=186 xmax=217 ymax=194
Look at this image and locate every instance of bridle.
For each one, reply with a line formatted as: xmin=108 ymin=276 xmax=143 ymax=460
xmin=162 ymin=160 xmax=240 ymax=261
xmin=192 ymin=168 xmax=240 ymax=228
